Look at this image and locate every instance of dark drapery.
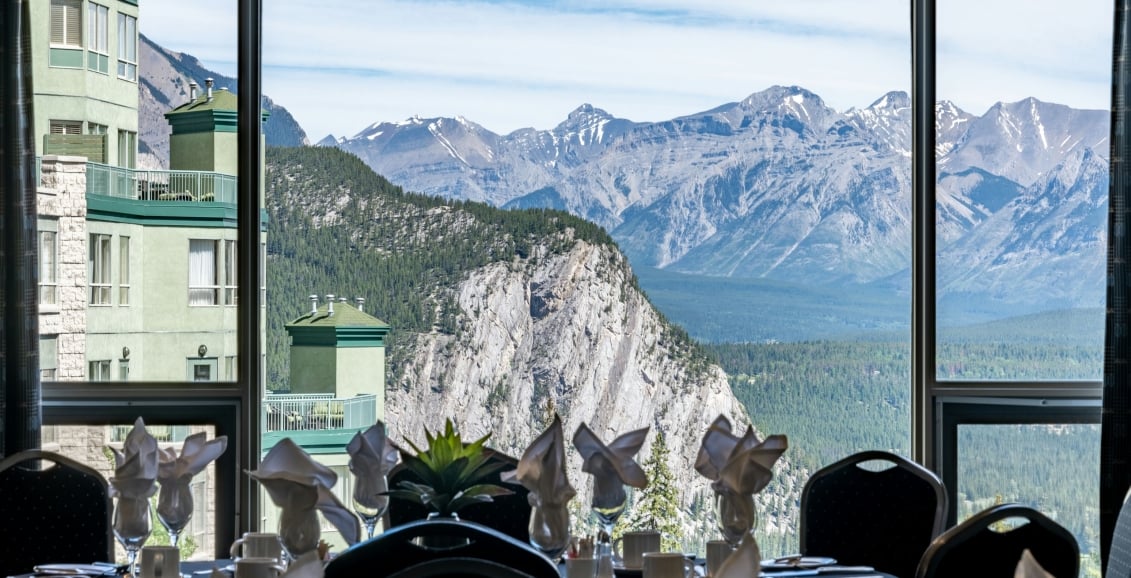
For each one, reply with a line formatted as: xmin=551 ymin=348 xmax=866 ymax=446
xmin=0 ymin=0 xmax=41 ymax=458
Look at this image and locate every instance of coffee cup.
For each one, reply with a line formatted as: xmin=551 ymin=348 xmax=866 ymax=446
xmin=614 ymin=530 xmax=662 ymax=569
xmin=565 ymin=557 xmax=599 ymax=578
xmin=642 ymin=552 xmax=694 ymax=578
xmin=234 ymin=557 xmax=286 ymax=578
xmin=705 ymin=540 xmax=735 ymax=577
xmin=230 ymin=532 xmax=283 ymax=562
xmin=139 ymin=545 xmax=179 ymax=578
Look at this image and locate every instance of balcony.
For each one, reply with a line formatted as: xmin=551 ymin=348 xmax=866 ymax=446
xmin=262 ymin=393 xmax=377 ymax=433
xmin=85 ymin=161 xmax=237 ymax=203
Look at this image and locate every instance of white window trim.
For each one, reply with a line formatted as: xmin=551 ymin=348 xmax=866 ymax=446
xmin=39 ymin=222 xmax=59 ymax=310
xmin=49 ymin=0 xmax=83 ymax=49
xmin=189 ymin=239 xmax=220 ymax=306
xmin=116 ymin=12 xmax=138 ymax=82
xmin=119 ymin=236 xmax=131 ymax=306
xmin=90 ymin=233 xmax=112 ymax=306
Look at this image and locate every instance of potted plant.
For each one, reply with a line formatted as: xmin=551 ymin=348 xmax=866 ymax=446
xmin=386 ymin=418 xmax=514 ymax=518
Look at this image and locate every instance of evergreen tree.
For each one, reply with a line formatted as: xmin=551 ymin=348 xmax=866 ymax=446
xmin=622 ymin=431 xmax=684 ymax=551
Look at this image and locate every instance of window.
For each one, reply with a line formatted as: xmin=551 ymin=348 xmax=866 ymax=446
xmin=119 ymin=236 xmax=130 ymax=306
xmin=225 ymin=355 xmax=237 ymax=381
xmin=50 ymin=120 xmax=82 ymax=135
xmin=116 ymin=13 xmax=137 ymax=81
xmin=39 ymin=223 xmax=58 ymax=307
xmin=224 ymin=240 xmax=238 ymax=305
xmin=49 ymin=0 xmax=82 ymax=48
xmin=189 ymin=239 xmax=220 ymax=306
xmin=117 ymin=130 xmax=136 ymax=169
xmin=89 ymin=233 xmax=111 ymax=305
xmin=86 ymin=3 xmax=109 ymax=74
xmin=88 ymin=360 xmax=111 ymax=381
xmin=118 ymin=358 xmax=129 ymax=381
xmin=188 ymin=359 xmax=217 ymax=382
xmin=41 ymin=336 xmax=58 ymax=382
xmin=87 ymin=123 xmax=108 ymax=135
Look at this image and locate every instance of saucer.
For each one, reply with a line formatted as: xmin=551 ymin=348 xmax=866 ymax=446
xmin=612 ymin=566 xmax=643 ymax=578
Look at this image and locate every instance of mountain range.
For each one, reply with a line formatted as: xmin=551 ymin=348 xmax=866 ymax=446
xmin=326 ymin=87 xmax=1111 ymax=325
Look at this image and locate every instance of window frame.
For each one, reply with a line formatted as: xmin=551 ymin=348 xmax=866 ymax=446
xmin=119 ymin=235 xmax=130 ymax=306
xmin=117 ymin=129 xmax=136 ymax=169
xmin=49 ymin=0 xmax=83 ymax=49
xmin=89 ymin=233 xmax=112 ymax=306
xmin=189 ymin=239 xmax=221 ymax=307
xmin=86 ymin=2 xmax=109 ymax=74
xmin=224 ymin=239 xmax=238 ymax=306
xmin=116 ymin=12 xmax=137 ymax=82
xmin=910 ymin=0 xmax=1103 ymax=524
xmin=39 ymin=221 xmax=59 ymax=308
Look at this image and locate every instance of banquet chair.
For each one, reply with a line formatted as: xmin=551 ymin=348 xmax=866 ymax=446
xmin=1108 ymin=488 xmax=1131 ymax=577
xmin=0 ymin=450 xmax=113 ymax=577
xmin=915 ymin=504 xmax=1077 ymax=578
xmin=384 ymin=448 xmax=530 ymax=543
xmin=324 ymin=517 xmax=559 ymax=578
xmin=799 ymin=450 xmax=947 ymax=578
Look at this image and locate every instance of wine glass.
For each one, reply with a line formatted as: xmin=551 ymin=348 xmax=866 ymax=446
xmin=113 ymin=495 xmax=152 ymax=576
xmin=528 ymin=502 xmax=571 ymax=561
xmin=156 ymin=478 xmax=193 ymax=547
xmin=352 ymin=473 xmax=389 ymax=541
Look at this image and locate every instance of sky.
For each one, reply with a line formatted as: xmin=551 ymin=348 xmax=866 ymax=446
xmin=140 ymin=0 xmax=1113 ymax=142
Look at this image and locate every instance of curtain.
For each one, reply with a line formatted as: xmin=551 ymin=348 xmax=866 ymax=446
xmin=189 ymin=239 xmax=217 ymax=305
xmin=1104 ymin=0 xmax=1131 ymax=564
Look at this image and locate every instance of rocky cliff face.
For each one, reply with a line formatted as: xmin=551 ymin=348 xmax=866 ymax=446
xmin=384 ymin=237 xmax=801 ymax=523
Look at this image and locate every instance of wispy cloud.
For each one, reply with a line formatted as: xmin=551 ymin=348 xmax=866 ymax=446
xmin=141 ymin=0 xmax=1109 ymax=141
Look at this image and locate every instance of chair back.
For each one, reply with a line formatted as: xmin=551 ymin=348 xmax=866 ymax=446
xmin=800 ymin=450 xmax=947 ymax=578
xmin=1108 ymin=489 xmax=1131 ymax=578
xmin=0 ymin=450 xmax=113 ymax=576
xmin=385 ymin=448 xmax=530 ymax=543
xmin=916 ymin=504 xmax=1078 ymax=578
xmin=325 ymin=518 xmax=559 ymax=578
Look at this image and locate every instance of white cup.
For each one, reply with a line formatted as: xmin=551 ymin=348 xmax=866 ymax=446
xmin=565 ymin=557 xmax=599 ymax=578
xmin=230 ymin=532 xmax=283 ymax=562
xmin=234 ymin=557 xmax=286 ymax=578
xmin=139 ymin=545 xmax=180 ymax=578
xmin=642 ymin=552 xmax=694 ymax=578
xmin=614 ymin=530 xmax=662 ymax=569
xmin=705 ymin=540 xmax=735 ymax=577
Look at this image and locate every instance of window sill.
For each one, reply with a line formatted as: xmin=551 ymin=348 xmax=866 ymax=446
xmin=39 ymin=305 xmax=60 ymax=314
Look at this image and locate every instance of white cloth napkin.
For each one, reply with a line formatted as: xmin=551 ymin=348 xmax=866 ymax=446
xmin=249 ymin=437 xmax=361 ymax=547
xmin=346 ymin=421 xmax=398 ymax=512
xmin=505 ymin=414 xmax=576 ymax=552
xmin=282 ymin=551 xmax=325 ymax=578
xmin=109 ymin=417 xmax=159 ymax=499
xmin=694 ymin=415 xmax=787 ymax=495
xmin=1015 ymin=549 xmax=1055 ymax=578
xmin=572 ymin=423 xmax=649 ymax=512
xmin=156 ymin=431 xmax=228 ymax=527
xmin=714 ymin=533 xmax=761 ymax=578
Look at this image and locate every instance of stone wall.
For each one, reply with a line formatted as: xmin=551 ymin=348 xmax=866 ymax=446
xmin=38 ymin=155 xmax=88 ymax=379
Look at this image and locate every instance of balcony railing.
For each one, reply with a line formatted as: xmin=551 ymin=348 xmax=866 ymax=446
xmin=262 ymin=393 xmax=378 ymax=433
xmin=85 ymin=161 xmax=237 ymax=203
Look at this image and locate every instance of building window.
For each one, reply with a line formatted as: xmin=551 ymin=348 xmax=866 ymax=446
xmin=188 ymin=359 xmax=217 ymax=382
xmin=40 ymin=336 xmax=58 ymax=382
xmin=49 ymin=0 xmax=82 ymax=48
xmin=225 ymin=355 xmax=237 ymax=381
xmin=225 ymin=240 xmax=238 ymax=305
xmin=119 ymin=236 xmax=130 ymax=306
xmin=89 ymin=233 xmax=112 ymax=305
xmin=189 ymin=239 xmax=220 ymax=306
xmin=50 ymin=120 xmax=83 ymax=135
xmin=88 ymin=123 xmax=108 ymax=135
xmin=118 ymin=358 xmax=130 ymax=381
xmin=117 ymin=130 xmax=136 ymax=169
xmin=88 ymin=360 xmax=112 ymax=381
xmin=116 ymin=13 xmax=137 ymax=81
xmin=86 ymin=3 xmax=109 ymax=74
xmin=39 ymin=224 xmax=58 ymax=307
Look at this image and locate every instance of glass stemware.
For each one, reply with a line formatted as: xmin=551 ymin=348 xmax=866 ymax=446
xmin=715 ymin=489 xmax=756 ymax=547
xmin=352 ymin=473 xmax=389 ymax=541
xmin=528 ymin=502 xmax=570 ymax=561
xmin=279 ymin=507 xmax=321 ymax=562
xmin=112 ymin=495 xmax=152 ymax=576
xmin=156 ymin=478 xmax=193 ymax=548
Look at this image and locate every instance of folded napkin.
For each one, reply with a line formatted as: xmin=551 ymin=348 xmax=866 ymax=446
xmin=347 ymin=421 xmax=398 ymax=512
xmin=1015 ymin=549 xmax=1055 ymax=578
xmin=156 ymin=431 xmax=228 ymax=528
xmin=109 ymin=417 xmax=159 ymax=499
xmin=572 ymin=423 xmax=648 ymax=512
xmin=714 ymin=533 xmax=761 ymax=578
xmin=694 ymin=415 xmax=787 ymax=496
xmin=507 ymin=414 xmax=576 ymax=506
xmin=249 ymin=437 xmax=361 ymax=550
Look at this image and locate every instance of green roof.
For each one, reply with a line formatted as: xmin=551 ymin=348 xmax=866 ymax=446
xmin=165 ymin=89 xmax=238 ymax=115
xmin=287 ymin=301 xmax=390 ymax=329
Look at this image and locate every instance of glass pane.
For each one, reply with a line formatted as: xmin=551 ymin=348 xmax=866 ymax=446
xmin=957 ymin=424 xmax=1100 ymax=574
xmin=935 ymin=0 xmax=1110 ymax=380
xmin=264 ymin=0 xmax=910 ymax=558
xmin=42 ymin=424 xmax=220 ymax=562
